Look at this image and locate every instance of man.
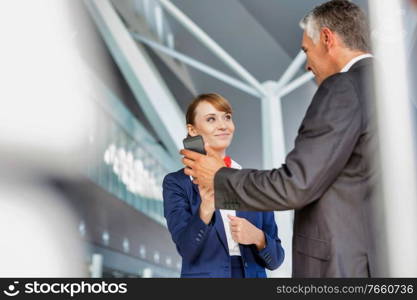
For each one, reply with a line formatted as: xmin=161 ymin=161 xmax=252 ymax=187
xmin=182 ymin=0 xmax=377 ymax=277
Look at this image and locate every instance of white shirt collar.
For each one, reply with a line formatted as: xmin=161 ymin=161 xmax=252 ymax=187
xmin=230 ymin=159 xmax=242 ymax=170
xmin=340 ymin=54 xmax=373 ymax=73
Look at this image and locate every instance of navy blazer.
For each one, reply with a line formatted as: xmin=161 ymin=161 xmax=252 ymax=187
xmin=163 ymin=168 xmax=285 ymax=278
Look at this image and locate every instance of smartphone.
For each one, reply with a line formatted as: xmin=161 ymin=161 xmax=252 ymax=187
xmin=183 ymin=135 xmax=206 ymax=155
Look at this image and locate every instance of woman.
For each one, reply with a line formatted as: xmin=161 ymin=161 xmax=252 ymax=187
xmin=163 ymin=93 xmax=284 ymax=278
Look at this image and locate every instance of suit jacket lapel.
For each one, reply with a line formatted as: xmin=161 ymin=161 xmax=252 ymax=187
xmin=191 ymin=178 xmax=229 ymax=253
xmin=190 ymin=162 xmax=244 ymax=255
xmin=187 ymin=179 xmax=199 ymax=215
xmin=214 ymin=210 xmax=229 ymax=254
xmin=192 ymin=181 xmax=199 ymax=194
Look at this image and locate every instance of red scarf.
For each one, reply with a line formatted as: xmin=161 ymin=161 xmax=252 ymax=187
xmin=223 ymin=156 xmax=232 ymax=168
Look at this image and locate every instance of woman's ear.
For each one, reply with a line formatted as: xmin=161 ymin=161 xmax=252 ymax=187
xmin=187 ymin=124 xmax=198 ymax=137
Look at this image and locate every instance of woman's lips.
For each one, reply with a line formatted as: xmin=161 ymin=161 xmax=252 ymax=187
xmin=214 ymin=133 xmax=231 ymax=140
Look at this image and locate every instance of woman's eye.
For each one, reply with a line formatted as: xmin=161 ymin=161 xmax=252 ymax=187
xmin=225 ymin=114 xmax=232 ymax=120
xmin=207 ymin=117 xmax=215 ymax=122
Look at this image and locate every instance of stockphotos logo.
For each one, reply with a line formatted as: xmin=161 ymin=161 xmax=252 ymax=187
xmin=3 ymin=281 xmax=20 ymax=297
xmin=2 ymin=281 xmax=127 ymax=297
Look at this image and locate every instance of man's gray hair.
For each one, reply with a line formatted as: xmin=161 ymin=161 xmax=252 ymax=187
xmin=300 ymin=0 xmax=371 ymax=52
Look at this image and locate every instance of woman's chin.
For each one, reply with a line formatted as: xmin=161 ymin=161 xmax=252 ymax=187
xmin=210 ymin=142 xmax=230 ymax=152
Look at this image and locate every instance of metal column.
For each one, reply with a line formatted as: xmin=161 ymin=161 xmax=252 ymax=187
xmin=369 ymin=0 xmax=417 ymax=276
xmin=85 ymin=0 xmax=186 ymax=159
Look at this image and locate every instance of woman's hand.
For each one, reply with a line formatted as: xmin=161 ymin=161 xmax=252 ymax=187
xmin=228 ymin=215 xmax=266 ymax=250
xmin=198 ymin=185 xmax=215 ymax=224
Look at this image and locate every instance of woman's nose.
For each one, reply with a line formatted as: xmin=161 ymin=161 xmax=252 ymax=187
xmin=217 ymin=120 xmax=227 ymax=129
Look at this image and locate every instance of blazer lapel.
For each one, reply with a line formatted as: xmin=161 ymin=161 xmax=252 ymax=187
xmin=191 ymin=178 xmax=229 ymax=253
xmin=192 ymin=181 xmax=199 ymax=194
xmin=214 ymin=210 xmax=229 ymax=254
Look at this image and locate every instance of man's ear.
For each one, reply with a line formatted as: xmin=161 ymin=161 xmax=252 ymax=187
xmin=321 ymin=27 xmax=335 ymax=51
xmin=187 ymin=124 xmax=197 ymax=137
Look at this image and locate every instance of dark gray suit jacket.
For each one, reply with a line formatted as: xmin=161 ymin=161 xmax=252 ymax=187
xmin=214 ymin=58 xmax=377 ymax=277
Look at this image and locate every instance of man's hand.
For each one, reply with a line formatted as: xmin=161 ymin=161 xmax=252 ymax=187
xmin=228 ymin=215 xmax=266 ymax=250
xmin=180 ymin=144 xmax=225 ymax=190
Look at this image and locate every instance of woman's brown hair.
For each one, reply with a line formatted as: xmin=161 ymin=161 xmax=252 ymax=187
xmin=185 ymin=93 xmax=232 ymax=125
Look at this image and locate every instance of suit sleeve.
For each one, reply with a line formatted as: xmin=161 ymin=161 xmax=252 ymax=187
xmin=253 ymin=212 xmax=285 ymax=270
xmin=214 ymin=74 xmax=362 ymax=211
xmin=163 ymin=174 xmax=214 ymax=263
